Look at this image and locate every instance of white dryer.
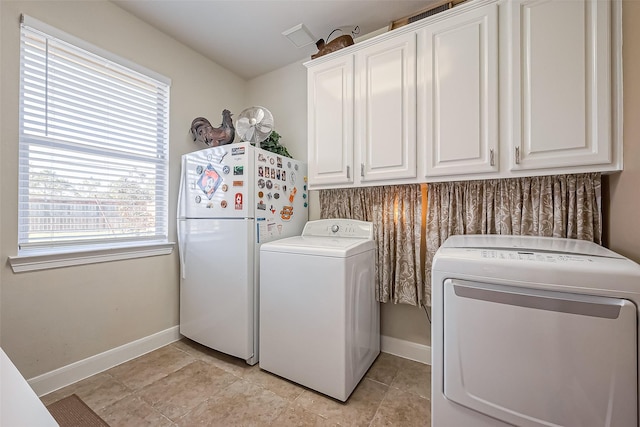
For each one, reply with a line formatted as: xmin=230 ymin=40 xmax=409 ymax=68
xmin=432 ymin=235 xmax=640 ymax=427
xmin=259 ymin=219 xmax=380 ymax=401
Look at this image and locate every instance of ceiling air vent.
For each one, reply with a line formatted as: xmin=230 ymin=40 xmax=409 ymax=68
xmin=389 ymin=1 xmax=464 ymax=30
xmin=409 ymin=3 xmax=452 ymax=23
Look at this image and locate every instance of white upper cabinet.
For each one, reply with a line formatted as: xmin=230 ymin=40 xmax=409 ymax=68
xmin=420 ymin=3 xmax=499 ymax=178
xmin=307 ymin=55 xmax=354 ymax=187
xmin=305 ymin=0 xmax=621 ymax=188
xmin=509 ymin=0 xmax=613 ymax=171
xmin=356 ymin=32 xmax=417 ymax=182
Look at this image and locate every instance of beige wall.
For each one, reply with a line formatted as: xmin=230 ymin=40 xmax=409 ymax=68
xmin=246 ymin=60 xmax=309 ymax=160
xmin=607 ymin=2 xmax=640 ymax=262
xmin=0 ymin=0 xmax=246 ymax=378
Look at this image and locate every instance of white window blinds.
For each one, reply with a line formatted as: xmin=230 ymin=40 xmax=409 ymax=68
xmin=18 ymin=17 xmax=170 ymax=253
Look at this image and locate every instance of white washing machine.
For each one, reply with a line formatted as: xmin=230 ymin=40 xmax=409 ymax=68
xmin=432 ymin=234 xmax=640 ymax=427
xmin=259 ymin=219 xmax=380 ymax=401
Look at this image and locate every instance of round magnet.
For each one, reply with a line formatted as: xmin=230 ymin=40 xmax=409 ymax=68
xmin=258 ymin=179 xmax=265 ymax=188
xmin=196 ymin=165 xmax=203 ymax=174
xmin=195 ymin=195 xmax=201 ymax=203
xmin=223 ymin=165 xmax=230 ymax=174
xmin=274 ymin=193 xmax=280 ymax=199
xmin=221 ymin=200 xmax=227 ymax=208
xmin=266 ymin=180 xmax=273 ymax=189
xmin=258 ymin=191 xmax=264 ymax=198
xmin=221 ymin=184 xmax=228 ymax=192
xmin=304 ymin=202 xmax=308 ymax=208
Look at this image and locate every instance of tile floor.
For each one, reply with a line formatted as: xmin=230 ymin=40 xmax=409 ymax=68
xmin=41 ymin=339 xmax=432 ymax=426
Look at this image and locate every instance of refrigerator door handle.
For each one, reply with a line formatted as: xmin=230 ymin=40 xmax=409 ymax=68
xmin=178 ymin=221 xmax=186 ymax=280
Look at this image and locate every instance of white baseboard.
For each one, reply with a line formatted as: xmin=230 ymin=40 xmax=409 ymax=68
xmin=28 ymin=326 xmax=181 ymax=397
xmin=381 ymin=335 xmax=431 ymax=365
xmin=28 ymin=328 xmax=427 ymax=397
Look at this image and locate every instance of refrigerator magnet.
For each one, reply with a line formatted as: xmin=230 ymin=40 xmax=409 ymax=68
xmin=197 ymin=164 xmax=223 ymax=200
xmin=235 ymin=193 xmax=243 ymax=210
xmin=280 ymin=205 xmax=293 ymax=221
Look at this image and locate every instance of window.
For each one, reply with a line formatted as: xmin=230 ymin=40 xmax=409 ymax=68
xmin=17 ymin=16 xmax=170 ymax=260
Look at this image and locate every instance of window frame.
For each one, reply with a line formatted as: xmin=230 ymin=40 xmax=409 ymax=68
xmin=9 ymin=15 xmax=174 ymax=273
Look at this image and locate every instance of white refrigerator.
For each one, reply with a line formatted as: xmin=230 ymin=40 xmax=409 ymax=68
xmin=177 ymin=142 xmax=308 ymax=365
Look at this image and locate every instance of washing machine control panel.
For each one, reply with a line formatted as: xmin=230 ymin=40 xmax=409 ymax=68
xmin=302 ymin=219 xmax=374 ymax=239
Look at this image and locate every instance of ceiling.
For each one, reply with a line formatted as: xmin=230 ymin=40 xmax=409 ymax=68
xmin=111 ymin=0 xmax=436 ymax=80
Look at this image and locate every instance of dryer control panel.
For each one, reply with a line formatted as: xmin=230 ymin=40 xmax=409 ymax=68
xmin=479 ymin=249 xmax=595 ymax=264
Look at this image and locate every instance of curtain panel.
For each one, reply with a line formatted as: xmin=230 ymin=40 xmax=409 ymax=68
xmin=319 ymin=185 xmax=424 ymax=305
xmin=424 ymin=173 xmax=602 ymax=306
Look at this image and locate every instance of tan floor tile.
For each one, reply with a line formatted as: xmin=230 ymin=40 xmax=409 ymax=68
xmin=135 ymin=360 xmax=239 ymax=421
xmin=79 ymin=375 xmax=132 ymax=411
xmin=107 ymin=344 xmax=195 ymax=390
xmin=365 ymin=352 xmax=407 ymax=386
xmin=390 ymin=359 xmax=431 ymax=399
xmin=40 ymin=371 xmax=129 ymax=410
xmin=41 ymin=342 xmax=432 ymax=426
xmin=176 ymin=379 xmax=289 ymax=426
xmin=244 ymin=367 xmax=305 ymax=400
xmin=295 ymin=378 xmax=388 ymax=427
xmin=171 ymin=339 xmax=254 ymax=378
xmin=370 ymin=386 xmax=431 ymax=427
xmin=270 ymin=404 xmax=340 ymax=427
xmin=98 ymin=395 xmax=175 ymax=427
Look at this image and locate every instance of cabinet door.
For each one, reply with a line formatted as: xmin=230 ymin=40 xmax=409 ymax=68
xmin=510 ymin=0 xmax=611 ymax=170
xmin=307 ymin=55 xmax=354 ymax=187
xmin=357 ymin=32 xmax=417 ymax=182
xmin=421 ymin=4 xmax=499 ymax=178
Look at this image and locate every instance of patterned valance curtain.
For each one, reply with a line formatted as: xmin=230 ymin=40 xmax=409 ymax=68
xmin=424 ymin=173 xmax=602 ymax=306
xmin=319 ymin=185 xmax=424 ymax=305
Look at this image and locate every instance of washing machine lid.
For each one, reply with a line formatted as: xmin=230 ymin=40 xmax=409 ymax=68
xmin=441 ymin=234 xmax=622 ymax=258
xmin=260 ymin=235 xmax=376 ymax=257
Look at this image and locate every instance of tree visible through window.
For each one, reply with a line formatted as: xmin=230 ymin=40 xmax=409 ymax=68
xmin=18 ymin=16 xmax=170 ymax=253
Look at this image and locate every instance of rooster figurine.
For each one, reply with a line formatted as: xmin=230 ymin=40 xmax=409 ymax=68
xmin=190 ymin=109 xmax=235 ymax=147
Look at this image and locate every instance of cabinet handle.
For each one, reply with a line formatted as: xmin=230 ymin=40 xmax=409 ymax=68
xmin=346 ymin=165 xmax=350 ymax=179
xmin=361 ymin=163 xmax=365 ymax=177
xmin=515 ymin=147 xmax=520 ymax=165
xmin=490 ymin=149 xmax=495 ymax=166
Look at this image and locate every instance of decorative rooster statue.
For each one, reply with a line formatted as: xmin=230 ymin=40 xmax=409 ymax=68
xmin=190 ymin=109 xmax=235 ymax=147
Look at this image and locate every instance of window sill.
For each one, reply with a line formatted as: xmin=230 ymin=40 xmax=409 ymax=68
xmin=8 ymin=242 xmax=175 ymax=273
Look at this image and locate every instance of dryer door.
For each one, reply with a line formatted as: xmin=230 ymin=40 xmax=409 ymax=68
xmin=443 ymin=279 xmax=637 ymax=427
